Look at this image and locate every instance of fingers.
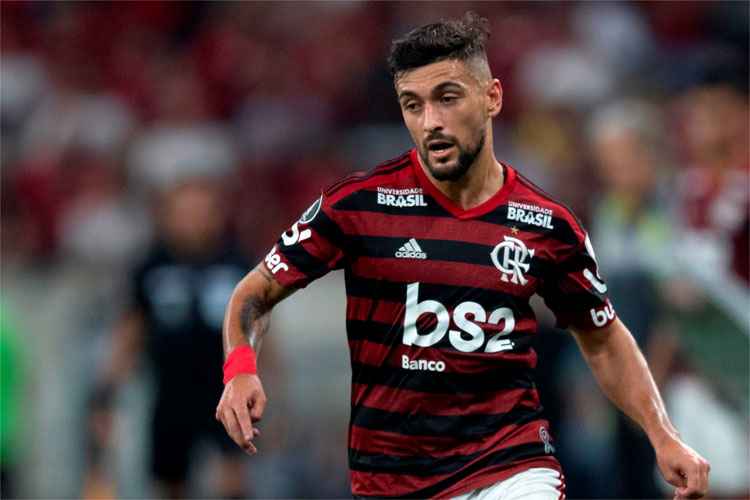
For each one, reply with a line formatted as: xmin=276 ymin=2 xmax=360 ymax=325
xmin=215 ymin=379 xmax=267 ymax=456
xmin=664 ymin=469 xmax=686 ymax=488
xmin=219 ymin=407 xmax=257 ymax=455
xmin=249 ymin=392 xmax=267 ymax=422
xmin=233 ymin=401 xmax=256 ymax=445
xmin=674 ymin=459 xmax=711 ymax=499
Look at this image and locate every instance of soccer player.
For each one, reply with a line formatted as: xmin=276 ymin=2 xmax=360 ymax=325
xmin=216 ymin=12 xmax=710 ymax=499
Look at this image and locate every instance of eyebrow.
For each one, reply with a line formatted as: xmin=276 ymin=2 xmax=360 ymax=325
xmin=398 ymin=80 xmax=466 ymax=101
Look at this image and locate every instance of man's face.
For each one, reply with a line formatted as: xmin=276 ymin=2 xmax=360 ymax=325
xmin=395 ymin=59 xmax=501 ymax=181
xmin=161 ymin=181 xmax=226 ymax=251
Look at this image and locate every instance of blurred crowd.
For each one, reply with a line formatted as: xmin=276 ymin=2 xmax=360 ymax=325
xmin=1 ymin=2 xmax=748 ymax=499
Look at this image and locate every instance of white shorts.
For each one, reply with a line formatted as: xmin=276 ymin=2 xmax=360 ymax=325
xmin=451 ymin=468 xmax=565 ymax=500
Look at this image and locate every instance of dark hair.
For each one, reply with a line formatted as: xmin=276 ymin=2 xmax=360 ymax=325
xmin=388 ymin=11 xmax=491 ymax=78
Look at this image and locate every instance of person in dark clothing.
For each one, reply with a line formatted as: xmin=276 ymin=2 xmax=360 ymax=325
xmin=90 ymin=177 xmax=250 ymax=498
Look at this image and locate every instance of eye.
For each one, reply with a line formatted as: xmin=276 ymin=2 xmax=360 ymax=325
xmin=441 ymin=94 xmax=459 ymax=105
xmin=403 ymin=101 xmax=421 ymax=113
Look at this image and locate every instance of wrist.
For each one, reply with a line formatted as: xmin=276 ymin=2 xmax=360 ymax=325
xmin=649 ymin=424 xmax=680 ymax=450
xmin=223 ymin=344 xmax=258 ymax=384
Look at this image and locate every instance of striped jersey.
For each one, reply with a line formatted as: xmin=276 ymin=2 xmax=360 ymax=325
xmin=263 ymin=149 xmax=616 ymax=498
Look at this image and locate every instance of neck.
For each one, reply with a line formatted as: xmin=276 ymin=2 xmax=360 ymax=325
xmin=418 ymin=133 xmax=504 ymax=210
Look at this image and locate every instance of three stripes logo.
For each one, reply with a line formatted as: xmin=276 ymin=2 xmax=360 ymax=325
xmin=395 ymin=238 xmax=427 ymax=259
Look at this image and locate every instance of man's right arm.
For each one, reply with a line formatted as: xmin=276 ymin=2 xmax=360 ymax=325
xmin=215 ymin=263 xmax=296 ymax=454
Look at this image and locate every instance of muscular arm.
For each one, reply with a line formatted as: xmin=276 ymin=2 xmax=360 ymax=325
xmin=572 ymin=318 xmax=710 ymax=498
xmin=217 ymin=263 xmax=296 ymax=454
xmin=222 ymin=263 xmax=295 ymax=357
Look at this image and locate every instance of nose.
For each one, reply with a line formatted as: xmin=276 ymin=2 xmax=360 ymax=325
xmin=423 ymin=102 xmax=443 ymax=133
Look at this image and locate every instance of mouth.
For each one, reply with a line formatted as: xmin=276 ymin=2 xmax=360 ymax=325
xmin=427 ymin=141 xmax=455 ymax=158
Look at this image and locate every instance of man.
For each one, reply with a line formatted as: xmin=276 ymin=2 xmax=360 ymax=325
xmin=92 ymin=178 xmax=249 ymax=498
xmin=217 ymin=12 xmax=710 ymax=499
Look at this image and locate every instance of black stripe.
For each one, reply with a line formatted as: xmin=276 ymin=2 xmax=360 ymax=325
xmin=325 ymin=154 xmax=411 ymax=196
xmin=349 ymin=235 xmax=554 ymax=278
xmin=277 ymin=243 xmax=334 ymax=280
xmin=540 ymin=289 xmax=608 ymax=312
xmin=353 ymin=442 xmax=551 ymax=498
xmin=275 ymin=210 xmax=349 ymax=278
xmin=558 ymin=251 xmax=598 ymax=273
xmin=351 ymin=447 xmax=483 ymax=476
xmin=345 ymin=273 xmax=540 ymax=315
xmin=332 ymin=189 xmax=580 ymax=245
xmin=346 ymin=272 xmax=407 ymax=301
xmin=307 ymin=209 xmax=350 ymax=251
xmin=347 ymin=319 xmax=403 ymax=344
xmin=346 ymin=319 xmax=536 ymax=352
xmin=351 ymin=362 xmax=534 ymax=395
xmin=350 ymin=405 xmax=543 ymax=441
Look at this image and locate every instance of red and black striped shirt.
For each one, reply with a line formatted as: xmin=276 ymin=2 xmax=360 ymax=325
xmin=262 ymin=149 xmax=615 ymax=498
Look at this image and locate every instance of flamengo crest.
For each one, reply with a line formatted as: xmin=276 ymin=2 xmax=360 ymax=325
xmin=491 ymin=236 xmax=534 ymax=285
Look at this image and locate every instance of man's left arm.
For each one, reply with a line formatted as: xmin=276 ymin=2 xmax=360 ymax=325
xmin=572 ymin=318 xmax=711 ymax=499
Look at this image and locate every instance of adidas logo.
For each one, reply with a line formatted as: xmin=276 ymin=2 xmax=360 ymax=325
xmin=395 ymin=238 xmax=427 ymax=259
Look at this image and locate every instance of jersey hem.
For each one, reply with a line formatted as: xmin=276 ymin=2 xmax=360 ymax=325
xmin=435 ymin=456 xmax=562 ymax=499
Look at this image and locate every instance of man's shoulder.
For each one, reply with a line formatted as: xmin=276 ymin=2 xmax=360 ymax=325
xmin=507 ymin=167 xmax=587 ymax=244
xmin=322 ymin=150 xmax=415 ymax=204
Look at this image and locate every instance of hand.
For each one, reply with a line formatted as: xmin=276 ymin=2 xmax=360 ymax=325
xmin=216 ymin=374 xmax=266 ymax=455
xmin=655 ymin=436 xmax=711 ymax=499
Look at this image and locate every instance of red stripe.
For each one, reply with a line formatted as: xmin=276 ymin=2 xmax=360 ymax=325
xmin=325 ymin=158 xmax=410 ymax=197
xmin=348 ymin=339 xmax=538 ymax=374
xmin=350 ymin=418 xmax=546 ymax=459
xmin=327 ymin=159 xmax=414 ymax=205
xmin=349 ymin=422 xmax=557 ymax=497
xmin=351 ymin=382 xmax=539 ymax=417
xmin=325 ymin=152 xmax=411 ymax=195
xmin=297 ymin=216 xmax=345 ymax=264
xmin=351 ymin=257 xmax=536 ymax=297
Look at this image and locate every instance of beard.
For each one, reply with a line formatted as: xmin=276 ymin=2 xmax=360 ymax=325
xmin=419 ymin=127 xmax=486 ymax=182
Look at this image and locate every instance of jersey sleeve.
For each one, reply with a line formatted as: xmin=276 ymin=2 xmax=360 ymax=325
xmin=538 ymin=231 xmax=617 ymax=331
xmin=261 ymin=192 xmax=348 ymax=289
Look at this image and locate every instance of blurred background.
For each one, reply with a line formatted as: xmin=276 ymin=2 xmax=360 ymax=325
xmin=1 ymin=1 xmax=748 ymax=498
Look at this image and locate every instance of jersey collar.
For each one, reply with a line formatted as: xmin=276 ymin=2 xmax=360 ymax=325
xmin=410 ymin=148 xmax=516 ymax=220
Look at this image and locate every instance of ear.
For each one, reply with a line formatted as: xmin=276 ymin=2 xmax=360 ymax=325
xmin=487 ymin=79 xmax=503 ymax=118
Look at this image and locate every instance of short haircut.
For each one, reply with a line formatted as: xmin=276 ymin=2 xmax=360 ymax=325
xmin=388 ymin=11 xmax=492 ymax=82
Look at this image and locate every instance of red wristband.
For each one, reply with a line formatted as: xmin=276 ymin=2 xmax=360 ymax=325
xmin=223 ymin=345 xmax=257 ymax=384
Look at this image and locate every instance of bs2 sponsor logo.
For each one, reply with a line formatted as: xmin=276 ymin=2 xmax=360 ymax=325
xmin=403 ymin=282 xmax=517 ymax=353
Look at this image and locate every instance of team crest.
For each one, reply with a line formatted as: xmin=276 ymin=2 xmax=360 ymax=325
xmin=490 ymin=236 xmax=534 ymax=285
